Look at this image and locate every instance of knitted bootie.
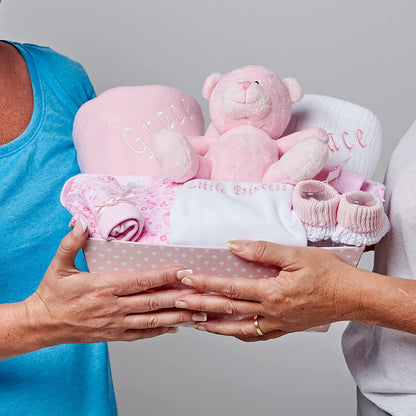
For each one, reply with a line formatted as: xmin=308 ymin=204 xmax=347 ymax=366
xmin=292 ymin=180 xmax=340 ymax=242
xmin=332 ymin=191 xmax=390 ymax=246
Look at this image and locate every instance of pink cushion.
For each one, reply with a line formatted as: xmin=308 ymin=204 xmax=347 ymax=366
xmin=73 ymin=85 xmax=205 ymax=176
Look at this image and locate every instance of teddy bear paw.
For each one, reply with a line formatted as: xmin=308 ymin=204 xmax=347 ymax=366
xmin=152 ymin=128 xmax=199 ymax=183
xmin=264 ymin=137 xmax=329 ymax=184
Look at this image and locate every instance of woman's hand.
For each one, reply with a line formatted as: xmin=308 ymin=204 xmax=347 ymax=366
xmin=22 ymin=222 xmax=205 ymax=350
xmin=174 ymin=240 xmax=363 ymax=342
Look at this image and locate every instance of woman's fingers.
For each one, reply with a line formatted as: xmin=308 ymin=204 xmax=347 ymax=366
xmin=123 ymin=309 xmax=206 ymax=329
xmin=234 ymin=329 xmax=287 ymax=343
xmin=119 ymin=288 xmax=198 ymax=313
xmin=228 ymin=240 xmax=303 ymax=269
xmin=193 ymin=315 xmax=281 ymax=338
xmin=119 ymin=327 xmax=178 ymax=342
xmin=196 ymin=316 xmax=258 ymax=337
xmin=104 ymin=266 xmax=185 ymax=296
xmin=175 ymin=293 xmax=263 ymax=316
xmin=177 ymin=272 xmax=266 ymax=301
xmin=49 ymin=221 xmax=88 ymax=272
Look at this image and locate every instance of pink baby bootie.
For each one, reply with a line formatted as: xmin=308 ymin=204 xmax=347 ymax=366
xmin=332 ymin=191 xmax=390 ymax=246
xmin=292 ymin=180 xmax=340 ymax=243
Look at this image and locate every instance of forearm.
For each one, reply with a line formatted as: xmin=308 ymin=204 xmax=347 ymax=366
xmin=342 ymin=266 xmax=416 ymax=334
xmin=0 ymin=298 xmax=49 ymax=360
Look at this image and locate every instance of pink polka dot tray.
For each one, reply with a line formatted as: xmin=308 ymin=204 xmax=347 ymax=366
xmin=83 ymin=239 xmax=365 ymax=277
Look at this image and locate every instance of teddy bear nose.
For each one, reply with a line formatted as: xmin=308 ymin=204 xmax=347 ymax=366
xmin=239 ymin=81 xmax=252 ymax=91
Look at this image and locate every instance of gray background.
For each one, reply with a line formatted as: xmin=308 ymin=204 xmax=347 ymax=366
xmin=1 ymin=0 xmax=416 ymax=414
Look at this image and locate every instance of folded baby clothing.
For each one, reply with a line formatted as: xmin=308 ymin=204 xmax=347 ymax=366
xmin=170 ymin=179 xmax=307 ymax=247
xmin=292 ymin=180 xmax=390 ymax=246
xmin=61 ymin=174 xmax=181 ymax=244
xmin=123 ymin=176 xmax=181 ymax=244
xmin=61 ymin=174 xmax=145 ymax=242
xmin=62 ymin=172 xmax=387 ymax=247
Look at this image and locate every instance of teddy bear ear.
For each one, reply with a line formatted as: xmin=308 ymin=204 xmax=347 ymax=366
xmin=202 ymin=72 xmax=223 ymax=100
xmin=282 ymin=77 xmax=303 ymax=104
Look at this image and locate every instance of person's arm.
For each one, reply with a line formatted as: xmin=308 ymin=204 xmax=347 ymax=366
xmin=352 ymin=267 xmax=416 ymax=333
xmin=0 ymin=301 xmax=46 ymax=359
xmin=0 ymin=222 xmax=205 ymax=360
xmin=174 ymin=240 xmax=416 ymax=341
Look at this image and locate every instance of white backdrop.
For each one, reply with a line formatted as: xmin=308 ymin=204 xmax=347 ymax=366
xmin=2 ymin=1 xmax=416 ymax=414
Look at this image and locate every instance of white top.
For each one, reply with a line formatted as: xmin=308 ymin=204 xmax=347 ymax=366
xmin=342 ymin=121 xmax=416 ymax=415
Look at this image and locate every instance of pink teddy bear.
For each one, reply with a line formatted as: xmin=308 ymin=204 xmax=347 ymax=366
xmin=152 ymin=65 xmax=329 ymax=184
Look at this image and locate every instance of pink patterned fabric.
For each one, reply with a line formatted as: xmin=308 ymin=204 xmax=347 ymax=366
xmin=61 ymin=174 xmax=180 ymax=244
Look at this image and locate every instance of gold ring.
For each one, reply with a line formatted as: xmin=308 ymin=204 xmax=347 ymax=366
xmin=253 ymin=315 xmax=264 ymax=336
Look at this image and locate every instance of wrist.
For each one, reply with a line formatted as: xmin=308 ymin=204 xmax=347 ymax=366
xmin=331 ymin=262 xmax=367 ymax=322
xmin=22 ymin=293 xmax=58 ymax=351
xmin=348 ymin=272 xmax=416 ymax=333
xmin=0 ymin=297 xmax=56 ymax=360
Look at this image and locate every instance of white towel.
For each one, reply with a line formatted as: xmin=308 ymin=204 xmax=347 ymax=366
xmin=285 ymin=94 xmax=382 ymax=180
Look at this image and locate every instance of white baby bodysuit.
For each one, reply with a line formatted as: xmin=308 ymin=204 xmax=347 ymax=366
xmin=169 ymin=179 xmax=307 ymax=247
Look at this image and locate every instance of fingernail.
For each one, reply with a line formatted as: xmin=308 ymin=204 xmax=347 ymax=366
xmin=167 ymin=327 xmax=178 ymax=334
xmin=73 ymin=219 xmax=87 ymax=237
xmin=176 ymin=269 xmax=193 ymax=280
xmin=192 ymin=312 xmax=207 ymax=322
xmin=194 ymin=324 xmax=207 ymax=331
xmin=227 ymin=240 xmax=247 ymax=252
xmin=181 ymin=277 xmax=194 ymax=287
xmin=175 ymin=300 xmax=188 ymax=308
